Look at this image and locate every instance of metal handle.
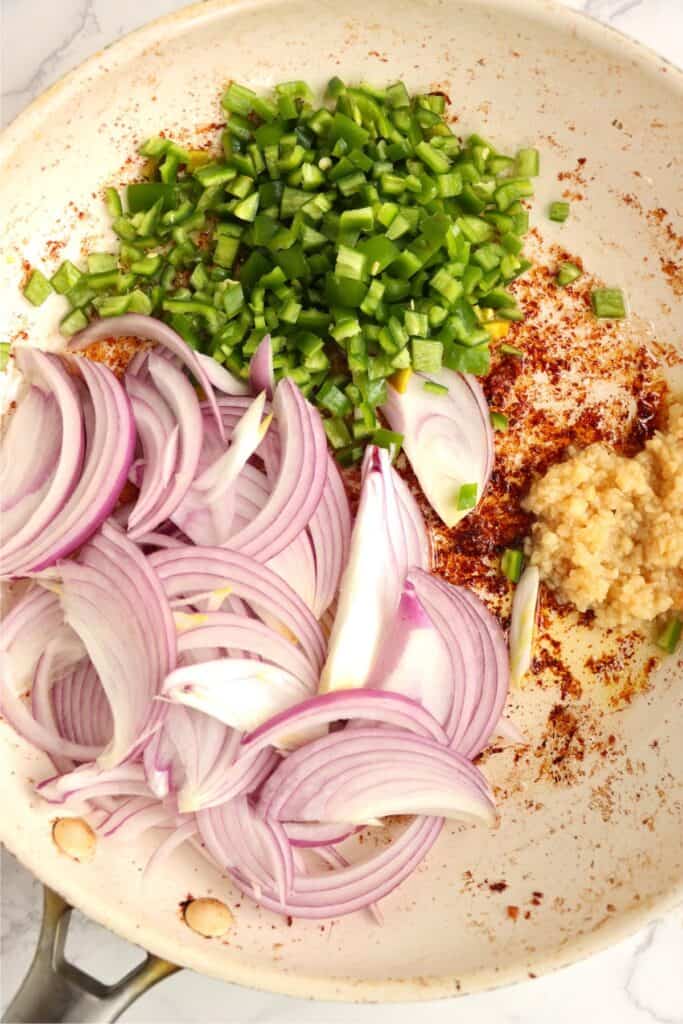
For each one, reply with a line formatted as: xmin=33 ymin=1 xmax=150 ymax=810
xmin=3 ymin=887 xmax=179 ymax=1023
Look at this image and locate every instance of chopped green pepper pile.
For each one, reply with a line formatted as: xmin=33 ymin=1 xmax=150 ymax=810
xmin=24 ymin=78 xmax=541 ymax=455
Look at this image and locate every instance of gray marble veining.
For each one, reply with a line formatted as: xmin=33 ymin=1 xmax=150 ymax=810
xmin=1 ymin=1 xmax=682 ymax=1021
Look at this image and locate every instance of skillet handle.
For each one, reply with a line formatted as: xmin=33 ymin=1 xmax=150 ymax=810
xmin=3 ymin=887 xmax=179 ymax=1024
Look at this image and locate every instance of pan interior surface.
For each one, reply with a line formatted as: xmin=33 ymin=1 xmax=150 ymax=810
xmin=0 ymin=0 xmax=681 ymax=1002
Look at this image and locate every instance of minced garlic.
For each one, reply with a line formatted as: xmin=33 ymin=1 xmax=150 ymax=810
xmin=523 ymin=401 xmax=683 ymax=624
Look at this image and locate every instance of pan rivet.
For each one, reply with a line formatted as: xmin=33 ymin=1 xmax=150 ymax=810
xmin=184 ymin=897 xmax=233 ymax=937
xmin=52 ymin=817 xmax=97 ymax=862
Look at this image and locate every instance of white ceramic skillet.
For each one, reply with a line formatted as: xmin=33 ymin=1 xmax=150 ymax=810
xmin=0 ymin=0 xmax=682 ymax=1018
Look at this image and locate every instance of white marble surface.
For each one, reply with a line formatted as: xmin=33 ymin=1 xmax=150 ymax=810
xmin=1 ymin=0 xmax=683 ymax=1021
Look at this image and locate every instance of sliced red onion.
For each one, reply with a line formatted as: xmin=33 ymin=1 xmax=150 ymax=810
xmin=176 ymin=612 xmax=318 ymax=691
xmin=0 ymin=386 xmax=65 ymax=538
xmin=266 ymin=531 xmax=317 ymax=615
xmin=69 ymin=313 xmax=225 ymax=441
xmin=249 ymin=334 xmax=275 ymax=398
xmin=306 ymin=454 xmax=352 ymax=617
xmin=150 ymin=545 xmax=326 ymax=673
xmin=53 ymin=522 xmax=176 ymax=769
xmin=144 ymin=819 xmax=198 ymax=878
xmin=284 ymin=822 xmax=356 ymax=848
xmin=199 ymin=745 xmax=278 ymax=808
xmin=0 ymin=329 xmax=518 ymax=927
xmin=125 ymin=379 xmax=178 ymax=526
xmin=493 ymin=716 xmax=526 ymax=746
xmin=383 ymin=368 xmax=493 ymax=527
xmin=49 ymin=663 xmax=112 ymax=780
xmin=314 ymin=845 xmax=384 ymax=924
xmin=199 ymin=804 xmax=442 ymax=919
xmin=265 ymin=452 xmax=351 ymax=619
xmin=31 ymin=652 xmax=110 ymax=775
xmin=463 ymin=373 xmax=495 ymax=485
xmin=142 ymin=702 xmax=237 ymax=803
xmin=226 ymin=379 xmax=328 ymax=562
xmin=37 ymin=762 xmax=150 ymax=804
xmin=509 ymin=565 xmax=540 ymax=686
xmin=369 ymin=577 xmax=454 ymax=729
xmin=135 ymin=531 xmax=188 ymax=551
xmin=1 ymin=355 xmax=82 ymax=573
xmin=97 ymin=796 xmax=181 ymax=840
xmin=320 ymin=446 xmax=428 ymax=693
xmin=409 ymin=569 xmax=509 ymax=758
xmin=125 ymin=353 xmax=203 ymax=539
xmin=171 ymin=392 xmax=271 ymax=546
xmin=199 ymin=686 xmax=449 ymax=800
xmin=392 ymin=470 xmax=431 ymax=568
xmin=241 ymin=689 xmax=448 ymax=756
xmin=258 ymin=727 xmax=495 ymax=825
xmin=162 ymin=657 xmax=311 ymax=732
xmin=207 ymin=795 xmax=293 ymax=903
xmin=146 ymin=676 xmax=280 ymax=812
xmin=190 ymin=394 xmax=269 ymax=504
xmin=196 ymin=352 xmax=249 ymax=396
xmin=0 ymin=587 xmax=103 ymax=762
xmin=1 ymin=354 xmax=135 ymax=577
xmin=210 ymin=394 xmax=261 ymax=433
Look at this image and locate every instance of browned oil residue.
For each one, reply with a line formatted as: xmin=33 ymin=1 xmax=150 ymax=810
xmin=646 ymin=207 xmax=683 ymax=297
xmin=535 ymin=704 xmax=586 ymax=785
xmin=79 ymin=337 xmax=146 ymax=377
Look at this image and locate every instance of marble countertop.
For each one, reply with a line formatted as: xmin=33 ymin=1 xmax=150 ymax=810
xmin=1 ymin=1 xmax=682 ymax=1021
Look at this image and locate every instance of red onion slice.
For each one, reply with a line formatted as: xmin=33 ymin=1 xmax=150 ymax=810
xmin=145 ymin=703 xmax=245 ymax=812
xmin=176 ymin=612 xmax=318 ymax=690
xmin=509 ymin=565 xmax=540 ymax=686
xmin=69 ymin=313 xmax=225 ymax=441
xmin=1 ymin=355 xmax=135 ymax=576
xmin=126 ymin=352 xmax=203 ymax=539
xmin=266 ymin=529 xmax=318 ymax=616
xmin=320 ymin=446 xmax=428 ymax=693
xmin=265 ymin=453 xmax=351 ymax=619
xmin=54 ymin=523 xmax=176 ymax=768
xmin=199 ymin=805 xmax=443 ymax=919
xmin=0 ymin=387 xmax=63 ymax=535
xmin=0 ymin=328 xmax=518 ymax=926
xmin=144 ymin=819 xmax=199 ymax=878
xmin=150 ymin=545 xmax=326 ymax=673
xmin=196 ymin=352 xmax=249 ymax=396
xmin=37 ymin=762 xmax=150 ymax=804
xmin=284 ymin=822 xmax=356 ymax=848
xmin=97 ymin=796 xmax=182 ymax=840
xmin=258 ymin=727 xmax=496 ymax=825
xmin=31 ymin=647 xmax=107 ymax=774
xmin=307 ymin=454 xmax=352 ymax=617
xmin=409 ymin=569 xmax=509 ymax=757
xmin=383 ymin=368 xmax=493 ymax=527
xmin=49 ymin=662 xmax=112 ymax=751
xmin=369 ymin=577 xmax=454 ymax=729
xmin=249 ymin=334 xmax=275 ymax=398
xmin=171 ymin=392 xmax=271 ymax=546
xmin=162 ymin=657 xmax=311 ymax=732
xmin=226 ymin=379 xmax=328 ymax=562
xmin=199 ymin=795 xmax=293 ymax=903
xmin=0 ymin=350 xmax=85 ymax=575
xmin=0 ymin=588 xmax=101 ymax=762
xmin=241 ymin=689 xmax=448 ymax=756
xmin=125 ymin=380 xmax=178 ymax=525
xmin=463 ymin=373 xmax=495 ymax=485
